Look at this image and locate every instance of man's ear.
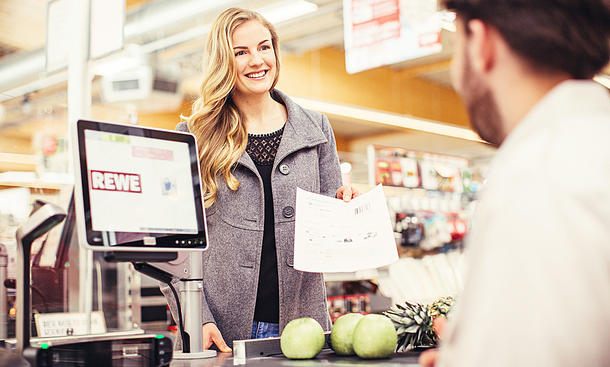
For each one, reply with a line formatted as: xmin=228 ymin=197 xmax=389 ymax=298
xmin=466 ymin=19 xmax=496 ymax=73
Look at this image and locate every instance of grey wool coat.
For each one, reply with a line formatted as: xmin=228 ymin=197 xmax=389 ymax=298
xmin=163 ymin=89 xmax=342 ymax=348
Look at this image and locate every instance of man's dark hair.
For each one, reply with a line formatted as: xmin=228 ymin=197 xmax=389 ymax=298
xmin=443 ymin=0 xmax=610 ymax=79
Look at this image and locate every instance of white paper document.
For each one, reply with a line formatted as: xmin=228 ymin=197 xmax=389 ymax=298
xmin=294 ymin=184 xmax=399 ymax=272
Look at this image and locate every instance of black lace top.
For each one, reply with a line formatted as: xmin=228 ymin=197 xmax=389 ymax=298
xmin=246 ymin=126 xmax=284 ymax=165
xmin=247 ymin=125 xmax=285 ymax=323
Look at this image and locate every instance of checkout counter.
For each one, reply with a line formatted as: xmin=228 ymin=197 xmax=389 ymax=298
xmin=8 ymin=120 xmax=421 ymax=366
xmin=172 ymin=330 xmax=424 ymax=366
xmin=170 ymin=349 xmax=423 ymax=367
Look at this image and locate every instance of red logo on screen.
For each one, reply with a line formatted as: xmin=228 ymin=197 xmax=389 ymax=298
xmin=90 ymin=170 xmax=142 ymax=193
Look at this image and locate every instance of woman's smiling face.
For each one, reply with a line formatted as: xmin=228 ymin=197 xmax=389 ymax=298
xmin=232 ymin=20 xmax=277 ymax=97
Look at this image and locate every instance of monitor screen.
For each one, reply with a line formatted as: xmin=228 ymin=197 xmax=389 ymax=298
xmin=73 ymin=119 xmax=208 ymax=251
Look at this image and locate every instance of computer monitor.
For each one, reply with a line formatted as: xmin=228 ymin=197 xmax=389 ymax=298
xmin=72 ymin=119 xmax=208 ymax=252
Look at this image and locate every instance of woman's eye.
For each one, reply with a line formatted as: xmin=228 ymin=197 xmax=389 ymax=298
xmin=235 ymin=50 xmax=246 ymax=56
xmin=261 ymin=45 xmax=270 ymax=51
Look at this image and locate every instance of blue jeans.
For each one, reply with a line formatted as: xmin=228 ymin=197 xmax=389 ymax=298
xmin=251 ymin=321 xmax=280 ymax=339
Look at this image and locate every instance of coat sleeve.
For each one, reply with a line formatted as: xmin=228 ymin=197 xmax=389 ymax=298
xmin=175 ymin=121 xmax=189 ymax=132
xmin=317 ymin=114 xmax=343 ymax=197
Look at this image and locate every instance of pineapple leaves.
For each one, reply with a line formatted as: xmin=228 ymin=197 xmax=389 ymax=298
xmin=382 ymin=296 xmax=455 ymax=352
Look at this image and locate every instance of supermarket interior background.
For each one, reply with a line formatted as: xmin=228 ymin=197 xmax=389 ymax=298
xmin=0 ymin=0 xmax=608 ymax=364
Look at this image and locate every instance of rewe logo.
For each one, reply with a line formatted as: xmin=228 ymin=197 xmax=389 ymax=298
xmin=90 ymin=170 xmax=142 ymax=193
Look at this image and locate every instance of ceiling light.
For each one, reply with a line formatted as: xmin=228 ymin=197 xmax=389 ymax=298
xmin=259 ymin=0 xmax=318 ymax=24
xmin=124 ymin=0 xmax=226 ymax=39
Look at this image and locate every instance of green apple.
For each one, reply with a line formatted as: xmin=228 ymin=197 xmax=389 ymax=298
xmin=353 ymin=314 xmax=397 ymax=359
xmin=330 ymin=313 xmax=364 ymax=355
xmin=280 ymin=318 xmax=325 ymax=359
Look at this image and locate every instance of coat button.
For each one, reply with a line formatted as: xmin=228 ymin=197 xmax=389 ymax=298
xmin=279 ymin=164 xmax=290 ymax=175
xmin=282 ymin=206 xmax=294 ymax=218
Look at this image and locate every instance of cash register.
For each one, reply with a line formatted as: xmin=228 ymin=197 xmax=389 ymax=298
xmin=10 ymin=120 xmax=214 ymax=366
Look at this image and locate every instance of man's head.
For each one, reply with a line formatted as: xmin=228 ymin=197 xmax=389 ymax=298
xmin=444 ymin=0 xmax=610 ymax=145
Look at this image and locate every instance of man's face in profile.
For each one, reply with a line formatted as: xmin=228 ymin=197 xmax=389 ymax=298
xmin=450 ymin=18 xmax=504 ymax=146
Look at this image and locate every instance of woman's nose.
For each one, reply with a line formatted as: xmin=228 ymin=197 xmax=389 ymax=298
xmin=249 ymin=52 xmax=264 ymax=66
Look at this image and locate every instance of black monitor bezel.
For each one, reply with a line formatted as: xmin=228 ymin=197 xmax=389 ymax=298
xmin=76 ymin=119 xmax=207 ymax=251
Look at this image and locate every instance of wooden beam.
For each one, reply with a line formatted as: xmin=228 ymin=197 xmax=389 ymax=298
xmin=0 ymin=0 xmax=45 ymax=51
xmin=0 ymin=135 xmax=32 ymax=154
xmin=0 ymin=152 xmax=36 ymax=172
xmin=279 ymin=47 xmax=470 ymax=128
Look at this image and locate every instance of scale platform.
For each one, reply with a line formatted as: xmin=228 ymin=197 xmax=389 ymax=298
xmin=5 ymin=331 xmax=172 ymax=367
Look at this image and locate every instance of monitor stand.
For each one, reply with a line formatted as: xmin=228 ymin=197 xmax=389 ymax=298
xmin=106 ymin=251 xmax=216 ymax=359
xmin=172 ymin=255 xmax=217 ymax=360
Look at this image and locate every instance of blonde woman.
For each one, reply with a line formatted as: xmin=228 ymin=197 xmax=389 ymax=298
xmin=170 ymin=8 xmax=358 ymax=351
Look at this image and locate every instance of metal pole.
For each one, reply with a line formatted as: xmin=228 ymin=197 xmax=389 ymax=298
xmin=67 ymin=0 xmax=93 ymax=333
xmin=0 ymin=244 xmax=7 ymax=339
xmin=181 ymin=280 xmax=203 ymax=351
xmin=173 ymin=252 xmax=216 ymax=359
xmin=15 ymin=240 xmax=31 ymax=354
xmin=182 ymin=252 xmax=203 ymax=352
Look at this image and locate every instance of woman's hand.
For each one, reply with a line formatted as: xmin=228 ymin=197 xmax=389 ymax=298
xmin=202 ymin=322 xmax=232 ymax=353
xmin=335 ymin=185 xmax=360 ymax=202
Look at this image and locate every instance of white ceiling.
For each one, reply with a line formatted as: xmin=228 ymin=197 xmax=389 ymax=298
xmin=0 ymin=0 xmax=455 ymax=86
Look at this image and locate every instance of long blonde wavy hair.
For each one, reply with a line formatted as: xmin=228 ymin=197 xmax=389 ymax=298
xmin=184 ymin=8 xmax=280 ymax=207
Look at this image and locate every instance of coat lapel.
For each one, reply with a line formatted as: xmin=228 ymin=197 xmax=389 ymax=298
xmin=235 ymin=89 xmax=328 ymax=174
xmin=237 ymin=150 xmax=258 ymax=175
xmin=271 ymin=89 xmax=328 ymax=167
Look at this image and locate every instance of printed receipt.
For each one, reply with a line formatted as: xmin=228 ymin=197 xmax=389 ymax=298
xmin=294 ymin=184 xmax=399 ymax=273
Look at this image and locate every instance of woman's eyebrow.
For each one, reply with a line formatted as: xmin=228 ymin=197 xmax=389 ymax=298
xmin=233 ymin=39 xmax=270 ymax=49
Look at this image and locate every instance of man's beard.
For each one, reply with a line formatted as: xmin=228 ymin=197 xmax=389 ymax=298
xmin=460 ymin=53 xmax=505 ymax=146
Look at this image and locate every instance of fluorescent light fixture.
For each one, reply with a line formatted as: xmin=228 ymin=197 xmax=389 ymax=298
xmin=259 ymin=0 xmax=318 ymax=24
xmin=292 ymin=97 xmax=484 ymax=143
xmin=124 ymin=0 xmax=225 ymax=39
xmin=0 ymin=171 xmax=37 ymax=182
xmin=0 ymin=171 xmax=73 ymax=188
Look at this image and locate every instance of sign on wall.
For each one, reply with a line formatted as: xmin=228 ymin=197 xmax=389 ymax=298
xmin=343 ymin=0 xmax=442 ymax=74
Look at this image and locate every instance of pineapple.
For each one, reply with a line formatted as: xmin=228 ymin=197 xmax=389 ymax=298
xmin=383 ymin=296 xmax=454 ymax=352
